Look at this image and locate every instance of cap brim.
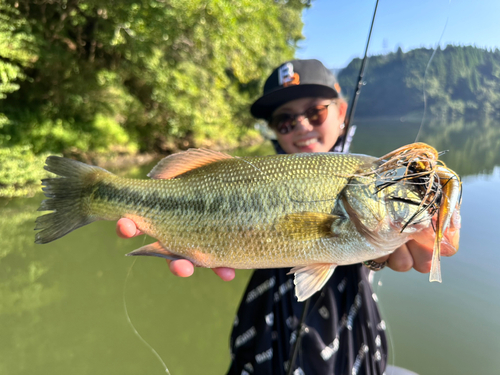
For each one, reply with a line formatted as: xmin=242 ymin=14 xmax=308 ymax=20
xmin=250 ymin=84 xmax=338 ymax=119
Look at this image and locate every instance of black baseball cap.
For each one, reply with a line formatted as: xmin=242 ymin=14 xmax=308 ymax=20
xmin=250 ymin=59 xmax=340 ymax=119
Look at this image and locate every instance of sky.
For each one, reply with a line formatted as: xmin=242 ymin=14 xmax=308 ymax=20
xmin=296 ymin=0 xmax=500 ymax=69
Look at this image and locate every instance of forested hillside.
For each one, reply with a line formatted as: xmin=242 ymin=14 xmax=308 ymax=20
xmin=338 ymin=45 xmax=500 ymax=119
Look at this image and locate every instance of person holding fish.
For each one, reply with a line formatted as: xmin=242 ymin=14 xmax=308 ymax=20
xmin=115 ymin=59 xmax=460 ymax=374
xmin=34 ymin=59 xmax=460 ymax=375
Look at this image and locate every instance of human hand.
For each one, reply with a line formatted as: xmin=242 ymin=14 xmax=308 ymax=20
xmin=116 ymin=218 xmax=235 ymax=281
xmin=374 ymin=240 xmax=436 ymax=273
xmin=373 ymin=209 xmax=461 ymax=273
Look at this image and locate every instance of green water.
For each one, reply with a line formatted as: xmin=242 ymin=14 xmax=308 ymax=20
xmin=1 ymin=118 xmax=499 ymax=374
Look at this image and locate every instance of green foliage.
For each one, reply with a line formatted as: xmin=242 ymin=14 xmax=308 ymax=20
xmin=0 ymin=2 xmax=37 ymax=99
xmin=0 ymin=146 xmax=53 ymax=197
xmin=0 ymin=0 xmax=307 ymax=155
xmin=338 ymin=45 xmax=500 ymax=119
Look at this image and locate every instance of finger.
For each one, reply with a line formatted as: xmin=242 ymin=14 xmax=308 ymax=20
xmin=373 ymin=255 xmax=390 ymax=264
xmin=116 ymin=218 xmax=142 ymax=238
xmin=442 ymin=227 xmax=460 ymax=256
xmin=168 ymin=259 xmax=195 ymax=277
xmin=386 ymin=245 xmax=414 ymax=272
xmin=411 ymin=226 xmax=460 ymax=258
xmin=213 ymin=267 xmax=235 ymax=281
xmin=407 ymin=240 xmax=433 ymax=273
xmin=409 ymin=226 xmax=435 ymax=250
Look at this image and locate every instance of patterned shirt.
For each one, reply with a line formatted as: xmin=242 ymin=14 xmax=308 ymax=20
xmin=227 ymin=266 xmax=387 ymax=375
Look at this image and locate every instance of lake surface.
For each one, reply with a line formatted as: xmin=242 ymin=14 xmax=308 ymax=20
xmin=1 ymin=117 xmax=499 ymax=374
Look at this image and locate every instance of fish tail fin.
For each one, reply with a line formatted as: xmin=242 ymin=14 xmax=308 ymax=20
xmin=35 ymin=156 xmax=112 ymax=244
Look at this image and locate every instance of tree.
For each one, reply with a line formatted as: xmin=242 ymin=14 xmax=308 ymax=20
xmin=0 ymin=0 xmax=308 ymax=154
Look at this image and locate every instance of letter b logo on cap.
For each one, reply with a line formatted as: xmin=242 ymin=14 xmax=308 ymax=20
xmin=278 ymin=62 xmax=300 ymax=87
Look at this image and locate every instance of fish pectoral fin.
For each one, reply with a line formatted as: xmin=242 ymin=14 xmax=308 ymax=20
xmin=126 ymin=241 xmax=185 ymax=261
xmin=276 ymin=212 xmax=341 ymax=241
xmin=148 ymin=148 xmax=233 ymax=179
xmin=288 ymin=263 xmax=337 ymax=302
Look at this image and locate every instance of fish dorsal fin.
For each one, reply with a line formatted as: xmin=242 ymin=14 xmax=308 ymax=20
xmin=276 ymin=212 xmax=341 ymax=241
xmin=148 ymin=148 xmax=233 ymax=179
xmin=288 ymin=263 xmax=337 ymax=302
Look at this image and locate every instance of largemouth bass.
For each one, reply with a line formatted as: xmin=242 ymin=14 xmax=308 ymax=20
xmin=35 ymin=143 xmax=461 ymax=301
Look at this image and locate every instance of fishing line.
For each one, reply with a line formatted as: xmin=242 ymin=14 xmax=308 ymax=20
xmin=341 ymin=0 xmax=379 ymax=152
xmin=235 ymin=156 xmax=265 ymax=174
xmin=384 ymin=5 xmax=451 ymax=365
xmin=123 ymin=257 xmax=171 ymax=374
xmin=370 ymin=270 xmax=397 ymax=372
xmin=415 ymin=1 xmax=452 ymax=143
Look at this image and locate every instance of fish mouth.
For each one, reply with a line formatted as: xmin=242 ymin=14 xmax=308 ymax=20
xmin=375 ymin=162 xmax=442 ymax=232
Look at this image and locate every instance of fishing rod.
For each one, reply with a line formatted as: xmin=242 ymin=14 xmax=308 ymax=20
xmin=287 ymin=2 xmax=380 ymax=374
xmin=341 ymin=0 xmax=380 ymax=152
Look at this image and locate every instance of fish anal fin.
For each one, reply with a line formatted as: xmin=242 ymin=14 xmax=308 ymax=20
xmin=126 ymin=241 xmax=185 ymax=261
xmin=276 ymin=212 xmax=341 ymax=241
xmin=148 ymin=148 xmax=233 ymax=179
xmin=288 ymin=263 xmax=337 ymax=302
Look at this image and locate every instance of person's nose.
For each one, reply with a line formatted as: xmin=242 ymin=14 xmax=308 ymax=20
xmin=294 ymin=115 xmax=314 ymax=133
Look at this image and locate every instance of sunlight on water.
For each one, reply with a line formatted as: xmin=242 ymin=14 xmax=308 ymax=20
xmin=0 ymin=118 xmax=499 ymax=375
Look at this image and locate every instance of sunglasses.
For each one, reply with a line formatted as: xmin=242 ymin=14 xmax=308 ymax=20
xmin=269 ymin=102 xmax=335 ymax=135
